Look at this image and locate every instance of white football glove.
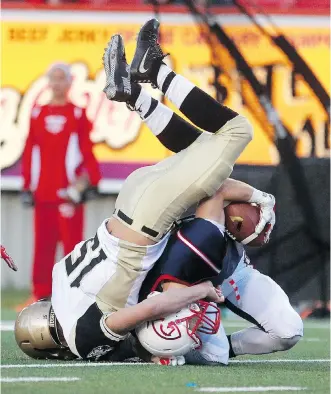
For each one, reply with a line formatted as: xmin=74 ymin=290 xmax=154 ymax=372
xmin=66 ymin=185 xmax=83 ymax=204
xmin=153 ymin=355 xmax=186 ymax=366
xmin=57 ymin=186 xmax=82 ymax=204
xmin=249 ymin=190 xmax=276 ymax=243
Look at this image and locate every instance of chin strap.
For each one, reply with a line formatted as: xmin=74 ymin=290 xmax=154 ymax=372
xmin=49 ymin=306 xmax=68 ymax=348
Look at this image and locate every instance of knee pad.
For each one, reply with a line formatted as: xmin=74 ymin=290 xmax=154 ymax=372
xmin=241 ymin=117 xmax=254 ymax=141
xmin=270 ymin=308 xmax=304 ymax=339
xmin=277 ymin=335 xmax=302 ymax=351
xmin=233 ymin=116 xmax=254 ymax=142
xmin=216 ymin=115 xmax=253 ymax=142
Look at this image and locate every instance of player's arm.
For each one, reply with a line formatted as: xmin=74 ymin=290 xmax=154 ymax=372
xmin=105 ymin=281 xmax=222 ymax=337
xmin=196 ymin=178 xmax=255 ymax=224
xmin=78 ymin=109 xmax=101 ymax=187
xmin=21 ymin=116 xmax=36 ymax=206
xmin=66 ymin=110 xmax=101 ymax=204
xmin=196 ymin=178 xmax=275 ymax=239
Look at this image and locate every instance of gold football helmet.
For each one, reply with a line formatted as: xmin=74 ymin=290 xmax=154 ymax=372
xmin=15 ymin=299 xmax=75 ymax=360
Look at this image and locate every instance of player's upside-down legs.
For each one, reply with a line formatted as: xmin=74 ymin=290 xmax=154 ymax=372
xmin=109 ymin=33 xmax=253 ymax=243
xmin=100 ymin=20 xmax=253 ymax=313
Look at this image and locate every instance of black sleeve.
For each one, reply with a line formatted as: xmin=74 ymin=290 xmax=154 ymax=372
xmin=75 ymin=303 xmax=119 ymax=360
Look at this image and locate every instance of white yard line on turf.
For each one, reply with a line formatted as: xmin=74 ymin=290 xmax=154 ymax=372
xmin=1 ymin=362 xmax=149 ymax=368
xmin=230 ymin=359 xmax=330 ymax=364
xmin=1 ymin=359 xmax=330 ymax=368
xmin=1 ymin=320 xmax=330 ymax=331
xmin=303 ymin=338 xmax=324 ymax=342
xmin=195 ymin=387 xmax=306 ymax=392
xmin=1 ymin=377 xmax=80 ymax=383
xmin=223 ymin=322 xmax=330 ymax=329
xmin=0 ymin=322 xmax=14 ymax=331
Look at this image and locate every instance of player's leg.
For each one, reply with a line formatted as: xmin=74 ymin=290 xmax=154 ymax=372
xmin=155 ymin=64 xmax=236 ymax=133
xmin=186 ymin=312 xmax=229 ymax=366
xmin=126 ymin=83 xmax=201 ymax=153
xmin=104 ymin=34 xmax=252 ymax=241
xmin=100 ymin=34 xmax=251 ymax=310
xmin=103 ymin=33 xmax=201 ymax=153
xmin=33 ymin=203 xmax=59 ymax=299
xmin=221 ymin=267 xmax=303 ymax=356
xmin=131 ymin=18 xmax=237 ymax=134
xmin=59 ymin=203 xmax=84 ymax=256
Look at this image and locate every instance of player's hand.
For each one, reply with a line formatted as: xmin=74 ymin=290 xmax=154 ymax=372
xmin=66 ymin=185 xmax=83 ymax=204
xmin=1 ymin=245 xmax=18 ymax=272
xmin=152 ymin=355 xmax=186 ymax=366
xmin=255 ymin=193 xmax=276 ymax=242
xmin=66 ymin=184 xmax=99 ymax=204
xmin=21 ymin=190 xmax=34 ymax=207
xmin=200 ymin=281 xmax=225 ymax=303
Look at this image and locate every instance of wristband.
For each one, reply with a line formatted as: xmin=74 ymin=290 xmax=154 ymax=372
xmin=100 ymin=314 xmax=129 ymax=342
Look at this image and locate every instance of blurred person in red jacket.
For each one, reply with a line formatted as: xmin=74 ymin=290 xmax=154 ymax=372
xmin=18 ymin=63 xmax=101 ymax=310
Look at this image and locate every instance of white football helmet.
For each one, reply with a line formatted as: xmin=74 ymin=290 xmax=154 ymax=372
xmin=136 ymin=293 xmax=220 ymax=357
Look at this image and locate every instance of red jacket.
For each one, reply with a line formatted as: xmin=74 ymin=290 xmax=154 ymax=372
xmin=22 ymin=103 xmax=101 ymax=203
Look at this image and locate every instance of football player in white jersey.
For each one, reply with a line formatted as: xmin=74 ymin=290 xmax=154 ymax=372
xmin=15 ymin=19 xmax=274 ymax=362
xmin=138 ymin=178 xmax=303 ymax=365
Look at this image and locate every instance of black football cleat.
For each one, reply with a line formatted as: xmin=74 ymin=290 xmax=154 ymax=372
xmin=131 ymin=18 xmax=168 ymax=85
xmin=103 ymin=34 xmax=131 ymax=102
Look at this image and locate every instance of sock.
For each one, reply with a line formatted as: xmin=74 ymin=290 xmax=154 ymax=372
xmin=127 ymin=84 xmax=159 ymax=121
xmin=227 ymin=335 xmax=236 ymax=358
xmin=185 ymin=350 xmax=228 ymax=366
xmin=127 ymin=84 xmax=201 ymax=153
xmin=157 ymin=64 xmax=238 ymax=133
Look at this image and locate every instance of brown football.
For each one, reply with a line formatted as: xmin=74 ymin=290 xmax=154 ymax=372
xmin=224 ymin=202 xmax=267 ymax=247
